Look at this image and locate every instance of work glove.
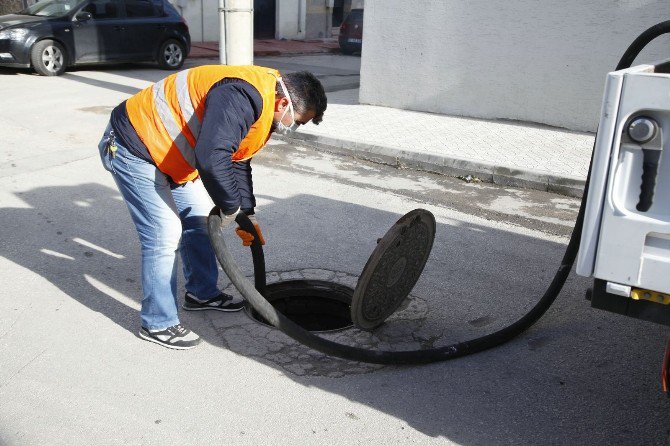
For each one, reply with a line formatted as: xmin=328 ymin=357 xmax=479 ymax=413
xmin=220 ymin=208 xmax=239 ymax=229
xmin=235 ymin=214 xmax=266 ymax=247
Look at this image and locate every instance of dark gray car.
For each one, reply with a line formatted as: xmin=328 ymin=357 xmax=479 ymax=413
xmin=0 ymin=0 xmax=190 ymax=75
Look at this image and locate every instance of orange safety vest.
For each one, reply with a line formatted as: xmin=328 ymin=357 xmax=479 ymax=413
xmin=126 ymin=65 xmax=280 ymax=183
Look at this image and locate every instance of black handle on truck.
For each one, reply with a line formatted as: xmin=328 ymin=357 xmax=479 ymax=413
xmin=637 ymin=148 xmax=662 ymax=212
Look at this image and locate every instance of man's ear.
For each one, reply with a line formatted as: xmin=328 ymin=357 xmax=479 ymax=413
xmin=274 ymin=96 xmax=289 ymax=112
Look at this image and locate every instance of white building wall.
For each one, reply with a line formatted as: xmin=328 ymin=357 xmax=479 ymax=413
xmin=360 ymin=0 xmax=670 ymax=132
xmin=170 ymin=0 xmax=219 ymax=42
xmin=277 ymin=0 xmax=306 ymax=40
xmin=202 ymin=0 xmax=220 ymax=41
xmin=177 ymin=0 xmax=309 ymax=43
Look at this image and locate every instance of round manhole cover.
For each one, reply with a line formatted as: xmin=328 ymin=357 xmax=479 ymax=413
xmin=351 ymin=209 xmax=436 ymax=331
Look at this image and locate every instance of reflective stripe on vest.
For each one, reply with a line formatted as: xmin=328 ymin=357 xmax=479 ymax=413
xmin=125 ymin=65 xmax=280 ymax=184
xmin=152 ymin=77 xmax=197 ymax=168
xmin=175 ymin=69 xmax=201 ymax=140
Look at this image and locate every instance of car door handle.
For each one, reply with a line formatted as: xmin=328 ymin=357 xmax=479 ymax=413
xmin=114 ymin=25 xmax=126 ymax=31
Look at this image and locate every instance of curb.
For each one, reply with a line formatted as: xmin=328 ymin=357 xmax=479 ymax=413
xmin=188 ymin=47 xmax=341 ymax=59
xmin=278 ymin=132 xmax=586 ymax=198
xmin=255 ymin=48 xmax=341 ymax=57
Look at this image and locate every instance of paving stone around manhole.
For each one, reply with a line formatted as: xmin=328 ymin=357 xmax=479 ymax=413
xmin=209 ymin=269 xmax=436 ymax=377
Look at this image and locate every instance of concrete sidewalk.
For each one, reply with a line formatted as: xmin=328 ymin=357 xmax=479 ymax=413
xmin=280 ymin=89 xmax=595 ymax=198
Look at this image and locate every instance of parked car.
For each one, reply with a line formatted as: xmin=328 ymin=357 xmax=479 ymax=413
xmin=0 ymin=0 xmax=190 ymax=76
xmin=338 ymin=8 xmax=362 ymax=55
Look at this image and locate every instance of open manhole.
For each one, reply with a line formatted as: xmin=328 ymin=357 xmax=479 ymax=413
xmin=244 ymin=209 xmax=436 ymax=334
xmin=246 ymin=280 xmax=355 ymax=333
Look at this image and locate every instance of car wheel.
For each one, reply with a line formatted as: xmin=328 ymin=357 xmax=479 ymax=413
xmin=31 ymin=39 xmax=67 ymax=76
xmin=158 ymin=39 xmax=186 ymax=70
xmin=339 ymin=44 xmax=355 ymax=55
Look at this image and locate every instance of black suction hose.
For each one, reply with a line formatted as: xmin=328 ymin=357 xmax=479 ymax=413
xmin=245 ymin=223 xmax=267 ymax=297
xmin=616 ymin=20 xmax=670 ymax=71
xmin=208 ymin=21 xmax=670 ymax=365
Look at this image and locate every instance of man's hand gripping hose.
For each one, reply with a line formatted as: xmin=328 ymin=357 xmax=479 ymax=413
xmin=236 ymin=214 xmax=266 ymax=247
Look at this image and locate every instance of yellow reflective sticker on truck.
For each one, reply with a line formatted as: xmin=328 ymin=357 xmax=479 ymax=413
xmin=631 ymin=289 xmax=670 ymax=305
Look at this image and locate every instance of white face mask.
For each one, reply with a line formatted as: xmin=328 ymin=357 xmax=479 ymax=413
xmin=275 ymin=78 xmax=299 ymax=135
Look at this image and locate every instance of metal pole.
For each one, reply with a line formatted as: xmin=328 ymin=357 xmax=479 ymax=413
xmin=219 ymin=0 xmax=253 ymax=66
xmin=199 ymin=0 xmax=204 ymax=43
xmin=250 ymin=0 xmax=254 ymax=62
xmin=218 ymin=0 xmax=227 ymax=64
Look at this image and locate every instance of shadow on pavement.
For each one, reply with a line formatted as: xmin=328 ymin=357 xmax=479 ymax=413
xmin=0 ymin=183 xmax=141 ymax=332
xmin=63 ymin=72 xmax=143 ymax=96
xmin=0 ymin=66 xmax=31 ymax=76
xmin=0 ymin=177 xmax=667 ymax=444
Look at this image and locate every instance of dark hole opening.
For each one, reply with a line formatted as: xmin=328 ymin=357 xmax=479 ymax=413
xmin=247 ymin=280 xmax=354 ymax=333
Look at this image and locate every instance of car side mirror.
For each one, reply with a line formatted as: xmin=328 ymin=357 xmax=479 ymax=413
xmin=75 ymin=11 xmax=92 ymax=22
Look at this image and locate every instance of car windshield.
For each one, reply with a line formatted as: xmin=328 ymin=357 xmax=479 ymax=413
xmin=348 ymin=9 xmax=363 ymax=21
xmin=20 ymin=0 xmax=82 ymax=17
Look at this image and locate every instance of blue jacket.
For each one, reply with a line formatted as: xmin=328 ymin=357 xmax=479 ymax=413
xmin=111 ymin=78 xmax=264 ymax=214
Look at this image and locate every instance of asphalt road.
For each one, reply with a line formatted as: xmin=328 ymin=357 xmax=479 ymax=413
xmin=0 ymin=57 xmax=668 ymax=445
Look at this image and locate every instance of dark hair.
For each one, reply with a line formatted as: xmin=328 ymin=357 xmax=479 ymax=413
xmin=277 ymin=71 xmax=327 ymax=125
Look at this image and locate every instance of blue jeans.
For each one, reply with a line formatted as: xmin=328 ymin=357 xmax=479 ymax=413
xmin=98 ymin=123 xmax=220 ymax=330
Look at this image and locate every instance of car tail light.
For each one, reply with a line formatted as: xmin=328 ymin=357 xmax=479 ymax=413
xmin=340 ymin=22 xmax=348 ymax=31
